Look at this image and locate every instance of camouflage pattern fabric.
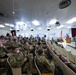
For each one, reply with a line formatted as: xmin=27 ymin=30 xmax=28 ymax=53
xmin=36 ymin=55 xmax=55 ymax=73
xmin=0 ymin=47 xmax=7 ymax=57
xmin=8 ymin=52 xmax=26 ymax=68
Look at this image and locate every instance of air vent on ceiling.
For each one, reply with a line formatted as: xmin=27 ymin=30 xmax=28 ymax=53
xmin=59 ymin=0 xmax=71 ymax=9
xmin=0 ymin=13 xmax=6 ymax=17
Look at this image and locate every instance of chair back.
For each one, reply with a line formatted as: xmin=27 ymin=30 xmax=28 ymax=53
xmin=67 ymin=51 xmax=75 ymax=63
xmin=34 ymin=56 xmax=54 ymax=75
xmin=41 ymin=73 xmax=53 ymax=75
xmin=7 ymin=57 xmax=22 ymax=75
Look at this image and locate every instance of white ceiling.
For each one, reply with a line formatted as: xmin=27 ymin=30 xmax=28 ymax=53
xmin=0 ymin=0 xmax=76 ymax=30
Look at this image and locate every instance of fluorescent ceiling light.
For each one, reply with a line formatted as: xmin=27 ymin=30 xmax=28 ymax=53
xmin=5 ymin=23 xmax=10 ymax=26
xmin=0 ymin=25 xmax=5 ymax=28
xmin=66 ymin=17 xmax=76 ymax=24
xmin=47 ymin=27 xmax=50 ymax=29
xmin=38 ymin=27 xmax=42 ymax=30
xmin=23 ymin=24 xmax=27 ymax=30
xmin=10 ymin=28 xmax=13 ymax=30
xmin=67 ymin=26 xmax=71 ymax=28
xmin=49 ymin=19 xmax=57 ymax=25
xmin=12 ymin=12 xmax=15 ymax=14
xmin=15 ymin=24 xmax=19 ymax=30
xmin=32 ymin=20 xmax=40 ymax=26
xmin=10 ymin=24 xmax=14 ymax=27
xmin=15 ymin=22 xmax=27 ymax=30
xmin=16 ymin=21 xmax=25 ymax=25
xmin=30 ymin=28 xmax=33 ymax=30
xmin=57 ymin=25 xmax=64 ymax=29
xmin=5 ymin=23 xmax=14 ymax=27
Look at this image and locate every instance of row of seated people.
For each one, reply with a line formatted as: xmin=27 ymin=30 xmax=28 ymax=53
xmin=50 ymin=40 xmax=76 ymax=73
xmin=0 ymin=36 xmax=55 ymax=75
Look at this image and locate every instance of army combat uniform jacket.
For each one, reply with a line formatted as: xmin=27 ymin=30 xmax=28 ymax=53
xmin=8 ymin=51 xmax=26 ymax=68
xmin=36 ymin=55 xmax=55 ymax=73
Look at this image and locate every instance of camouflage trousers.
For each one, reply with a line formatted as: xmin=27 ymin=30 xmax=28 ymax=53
xmin=22 ymin=62 xmax=29 ymax=73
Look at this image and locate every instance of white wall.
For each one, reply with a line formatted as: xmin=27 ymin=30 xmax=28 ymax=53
xmin=0 ymin=28 xmax=11 ymax=36
xmin=16 ymin=28 xmax=72 ymax=39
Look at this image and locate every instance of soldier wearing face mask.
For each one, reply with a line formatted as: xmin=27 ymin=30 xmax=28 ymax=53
xmin=8 ymin=46 xmax=28 ymax=68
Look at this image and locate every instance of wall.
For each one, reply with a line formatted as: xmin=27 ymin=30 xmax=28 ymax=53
xmin=0 ymin=28 xmax=11 ymax=36
xmin=16 ymin=28 xmax=72 ymax=39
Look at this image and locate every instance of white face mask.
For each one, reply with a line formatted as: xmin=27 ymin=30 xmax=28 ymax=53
xmin=17 ymin=50 xmax=20 ymax=53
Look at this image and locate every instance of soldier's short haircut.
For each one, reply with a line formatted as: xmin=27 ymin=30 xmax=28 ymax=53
xmin=37 ymin=49 xmax=43 ymax=55
xmin=12 ymin=46 xmax=18 ymax=51
xmin=6 ymin=46 xmax=12 ymax=50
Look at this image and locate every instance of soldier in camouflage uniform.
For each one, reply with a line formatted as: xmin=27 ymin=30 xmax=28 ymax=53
xmin=0 ymin=46 xmax=13 ymax=75
xmin=36 ymin=48 xmax=55 ymax=73
xmin=4 ymin=38 xmax=13 ymax=47
xmin=8 ymin=46 xmax=28 ymax=74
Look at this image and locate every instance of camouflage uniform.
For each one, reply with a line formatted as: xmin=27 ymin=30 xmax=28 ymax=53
xmin=8 ymin=51 xmax=26 ymax=67
xmin=5 ymin=40 xmax=13 ymax=47
xmin=8 ymin=51 xmax=29 ymax=73
xmin=0 ymin=47 xmax=7 ymax=57
xmin=0 ymin=47 xmax=13 ymax=75
xmin=36 ymin=55 xmax=55 ymax=73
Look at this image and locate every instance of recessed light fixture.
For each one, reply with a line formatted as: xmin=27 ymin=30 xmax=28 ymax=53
xmin=0 ymin=25 xmax=5 ymax=28
xmin=57 ymin=25 xmax=64 ymax=29
xmin=5 ymin=23 xmax=10 ymax=26
xmin=16 ymin=21 xmax=25 ymax=25
xmin=66 ymin=17 xmax=76 ymax=24
xmin=38 ymin=27 xmax=42 ymax=30
xmin=10 ymin=24 xmax=14 ymax=27
xmin=10 ymin=28 xmax=13 ymax=30
xmin=32 ymin=20 xmax=40 ymax=26
xmin=67 ymin=26 xmax=71 ymax=28
xmin=5 ymin=23 xmax=14 ymax=27
xmin=12 ymin=12 xmax=15 ymax=14
xmin=49 ymin=19 xmax=57 ymax=25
